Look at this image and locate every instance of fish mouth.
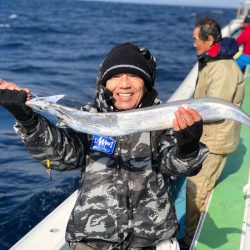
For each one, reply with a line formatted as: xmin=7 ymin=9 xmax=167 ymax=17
xmin=25 ymin=100 xmax=43 ymax=111
xmin=26 ymin=95 xmax=65 ymax=111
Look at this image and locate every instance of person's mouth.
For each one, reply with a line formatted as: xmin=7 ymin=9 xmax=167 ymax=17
xmin=118 ymin=93 xmax=132 ymax=97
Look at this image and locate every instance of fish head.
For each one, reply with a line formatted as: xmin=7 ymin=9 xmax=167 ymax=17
xmin=26 ymin=95 xmax=65 ymax=112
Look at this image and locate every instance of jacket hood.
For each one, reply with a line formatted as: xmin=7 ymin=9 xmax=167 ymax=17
xmin=198 ymin=37 xmax=239 ymax=70
xmin=206 ymin=37 xmax=239 ymax=59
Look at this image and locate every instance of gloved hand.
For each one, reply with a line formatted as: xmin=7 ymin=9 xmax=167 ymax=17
xmin=174 ymin=120 xmax=203 ymax=158
xmin=0 ymin=89 xmax=33 ymax=121
xmin=0 ymin=89 xmax=38 ymax=131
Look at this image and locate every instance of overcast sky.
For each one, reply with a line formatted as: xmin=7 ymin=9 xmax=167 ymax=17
xmin=95 ymin=0 xmax=240 ymax=8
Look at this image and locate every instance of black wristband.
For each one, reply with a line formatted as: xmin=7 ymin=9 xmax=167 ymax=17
xmin=176 ymin=140 xmax=200 ymax=158
xmin=17 ymin=113 xmax=39 ymax=132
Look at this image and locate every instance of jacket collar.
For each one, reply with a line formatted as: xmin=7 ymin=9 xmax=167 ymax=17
xmin=198 ymin=37 xmax=239 ymax=70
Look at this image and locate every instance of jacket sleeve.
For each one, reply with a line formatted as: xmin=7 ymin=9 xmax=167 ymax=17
xmin=153 ymin=130 xmax=209 ymax=176
xmin=14 ymin=115 xmax=88 ymax=172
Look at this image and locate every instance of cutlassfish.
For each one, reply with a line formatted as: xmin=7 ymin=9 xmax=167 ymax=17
xmin=26 ymin=95 xmax=250 ymax=137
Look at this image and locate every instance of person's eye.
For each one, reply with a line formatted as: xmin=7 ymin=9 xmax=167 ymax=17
xmin=128 ymin=74 xmax=139 ymax=79
xmin=112 ymin=75 xmax=121 ymax=79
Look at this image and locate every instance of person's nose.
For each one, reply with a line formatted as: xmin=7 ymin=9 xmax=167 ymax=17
xmin=119 ymin=74 xmax=131 ymax=88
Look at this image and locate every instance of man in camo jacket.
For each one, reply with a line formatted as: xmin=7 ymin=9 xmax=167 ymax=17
xmin=0 ymin=43 xmax=208 ymax=250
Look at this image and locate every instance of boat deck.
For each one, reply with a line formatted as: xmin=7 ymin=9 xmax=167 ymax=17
xmin=193 ymin=66 xmax=250 ymax=250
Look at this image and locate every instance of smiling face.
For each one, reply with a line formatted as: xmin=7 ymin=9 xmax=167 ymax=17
xmin=106 ymin=73 xmax=145 ymax=110
xmin=193 ymin=26 xmax=214 ymax=56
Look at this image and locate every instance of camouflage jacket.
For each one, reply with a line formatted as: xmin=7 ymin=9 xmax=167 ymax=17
xmin=14 ymin=105 xmax=208 ymax=248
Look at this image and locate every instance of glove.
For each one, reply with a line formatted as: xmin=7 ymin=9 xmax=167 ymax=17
xmin=174 ymin=120 xmax=203 ymax=158
xmin=0 ymin=89 xmax=38 ymax=130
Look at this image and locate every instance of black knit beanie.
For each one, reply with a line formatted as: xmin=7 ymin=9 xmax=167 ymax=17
xmin=98 ymin=43 xmax=156 ymax=89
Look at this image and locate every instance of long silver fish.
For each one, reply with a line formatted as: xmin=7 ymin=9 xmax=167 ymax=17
xmin=26 ymin=95 xmax=250 ymax=137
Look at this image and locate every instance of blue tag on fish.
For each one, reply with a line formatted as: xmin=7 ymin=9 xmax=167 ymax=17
xmin=90 ymin=135 xmax=116 ymax=155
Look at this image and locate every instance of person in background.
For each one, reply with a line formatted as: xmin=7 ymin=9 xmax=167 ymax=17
xmin=0 ymin=43 xmax=208 ymax=250
xmin=178 ymin=19 xmax=245 ymax=250
xmin=236 ymin=15 xmax=250 ymax=72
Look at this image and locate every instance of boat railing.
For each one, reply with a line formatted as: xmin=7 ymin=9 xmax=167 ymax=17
xmin=237 ymin=0 xmax=250 ymax=19
xmin=226 ymin=0 xmax=250 ymax=39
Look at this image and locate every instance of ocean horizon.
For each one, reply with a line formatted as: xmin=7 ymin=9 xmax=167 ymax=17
xmin=75 ymin=0 xmax=238 ymax=9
